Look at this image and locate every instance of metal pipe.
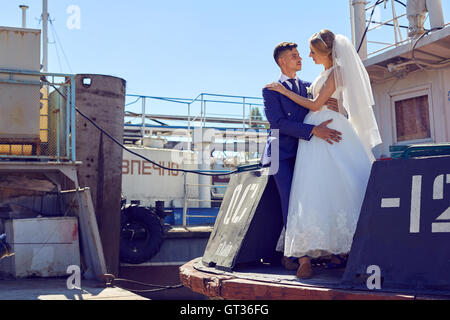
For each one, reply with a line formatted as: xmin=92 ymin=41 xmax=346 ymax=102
xmin=183 ymin=173 xmax=188 ymax=227
xmin=353 ymin=0 xmax=368 ymax=59
xmin=0 ymin=68 xmax=73 ymax=78
xmin=56 ymin=92 xmax=61 ymax=160
xmin=185 ymin=215 xmax=219 ymax=218
xmin=19 ymin=5 xmax=29 ymax=28
xmin=42 ymin=0 xmax=49 ymax=72
xmin=367 ymin=40 xmax=410 ymax=56
xmin=242 ymin=97 xmax=246 ymax=132
xmin=187 ymin=199 xmax=223 ymax=203
xmin=368 ymin=40 xmax=398 ymax=45
xmin=202 ymin=94 xmax=206 ymax=128
xmin=125 ymin=93 xmax=263 ymax=106
xmin=124 ymin=112 xmax=269 ymax=126
xmin=66 ymin=81 xmax=71 ymax=159
xmin=186 ymin=183 xmax=228 ymax=188
xmin=199 ymin=145 xmax=212 ymax=208
xmin=367 ymin=14 xmax=408 ymax=32
xmin=391 ymin=0 xmax=401 ymax=45
xmin=187 ymin=103 xmax=192 ymax=151
xmin=141 ymin=97 xmax=146 ymax=145
xmin=426 ymin=0 xmax=444 ymax=30
xmin=70 ymin=75 xmax=76 ymax=162
xmin=197 ymin=92 xmax=262 ymax=100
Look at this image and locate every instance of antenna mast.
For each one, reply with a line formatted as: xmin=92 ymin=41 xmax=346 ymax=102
xmin=42 ymin=0 xmax=48 ymax=72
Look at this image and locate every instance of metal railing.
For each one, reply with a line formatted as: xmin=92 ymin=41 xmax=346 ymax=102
xmin=365 ymin=0 xmax=411 ymax=57
xmin=182 ymin=170 xmax=229 ymax=227
xmin=124 ymin=93 xmax=268 ymax=226
xmin=0 ymin=69 xmax=76 ymax=162
xmin=125 ymin=93 xmax=268 ymax=148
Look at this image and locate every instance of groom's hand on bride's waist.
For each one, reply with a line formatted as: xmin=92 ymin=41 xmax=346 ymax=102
xmin=311 ymin=119 xmax=343 ymax=145
xmin=326 ymin=98 xmax=339 ymax=113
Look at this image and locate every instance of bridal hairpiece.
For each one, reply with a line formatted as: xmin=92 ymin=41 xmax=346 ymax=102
xmin=317 ymin=32 xmax=328 ymax=48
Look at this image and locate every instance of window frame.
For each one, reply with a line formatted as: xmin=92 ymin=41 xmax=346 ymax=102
xmin=390 ymin=85 xmax=435 ymax=145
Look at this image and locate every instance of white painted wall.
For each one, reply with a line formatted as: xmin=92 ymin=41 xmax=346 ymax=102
xmin=0 ymin=217 xmax=80 ymax=278
xmin=370 ymin=67 xmax=450 ymax=158
xmin=121 ymin=147 xmax=201 ymax=207
xmin=0 ymin=27 xmax=41 ymax=140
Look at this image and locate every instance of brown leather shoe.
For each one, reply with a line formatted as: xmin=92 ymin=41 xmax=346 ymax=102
xmin=296 ymin=257 xmax=313 ymax=279
xmin=281 ymin=256 xmax=299 ymax=270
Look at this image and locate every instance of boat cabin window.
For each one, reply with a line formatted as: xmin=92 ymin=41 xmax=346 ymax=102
xmin=392 ymin=93 xmax=433 ymax=144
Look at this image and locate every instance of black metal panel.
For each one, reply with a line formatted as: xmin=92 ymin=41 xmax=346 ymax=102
xmin=202 ymin=169 xmax=283 ymax=271
xmin=343 ymin=156 xmax=450 ymax=293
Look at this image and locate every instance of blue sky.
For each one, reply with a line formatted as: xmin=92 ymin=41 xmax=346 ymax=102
xmin=1 ymin=0 xmax=448 ymax=118
xmin=1 ymin=1 xmax=352 ymax=95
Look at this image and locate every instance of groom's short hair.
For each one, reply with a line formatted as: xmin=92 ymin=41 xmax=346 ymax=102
xmin=274 ymin=42 xmax=298 ymax=66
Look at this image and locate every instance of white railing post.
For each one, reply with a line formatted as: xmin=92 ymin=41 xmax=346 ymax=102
xmin=141 ymin=97 xmax=146 ymax=145
xmin=187 ymin=103 xmax=192 ymax=151
xmin=183 ymin=172 xmax=188 ymax=227
xmin=391 ymin=0 xmax=401 ymax=46
xmin=242 ymin=97 xmax=246 ymax=132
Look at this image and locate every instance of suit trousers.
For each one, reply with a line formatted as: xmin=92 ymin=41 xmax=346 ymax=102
xmin=273 ymin=157 xmax=296 ymax=228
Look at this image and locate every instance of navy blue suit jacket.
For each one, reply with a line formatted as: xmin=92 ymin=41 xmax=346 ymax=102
xmin=262 ymin=79 xmax=314 ymax=162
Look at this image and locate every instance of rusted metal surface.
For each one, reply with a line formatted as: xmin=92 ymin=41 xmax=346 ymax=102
xmin=75 ymin=74 xmax=126 ymax=276
xmin=180 ymin=258 xmax=450 ymax=300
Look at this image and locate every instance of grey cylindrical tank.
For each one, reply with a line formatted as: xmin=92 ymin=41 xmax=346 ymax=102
xmin=75 ymin=74 xmax=126 ymax=276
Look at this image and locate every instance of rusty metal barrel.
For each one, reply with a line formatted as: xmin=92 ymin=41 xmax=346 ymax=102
xmin=75 ymin=74 xmax=126 ymax=276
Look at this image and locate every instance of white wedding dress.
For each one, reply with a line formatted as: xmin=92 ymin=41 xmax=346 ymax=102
xmin=282 ymin=67 xmax=375 ymax=259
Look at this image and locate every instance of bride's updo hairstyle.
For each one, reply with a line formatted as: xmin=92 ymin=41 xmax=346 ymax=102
xmin=309 ymin=29 xmax=335 ymax=58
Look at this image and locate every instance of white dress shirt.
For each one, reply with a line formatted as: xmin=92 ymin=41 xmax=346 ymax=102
xmin=279 ymin=73 xmax=300 ymax=90
xmin=278 ymin=73 xmax=314 ymax=141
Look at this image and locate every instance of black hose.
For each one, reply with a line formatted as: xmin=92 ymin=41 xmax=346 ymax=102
xmin=357 ymin=0 xmax=384 ymax=53
xmin=357 ymin=0 xmax=407 ymax=53
xmin=41 ymin=77 xmax=256 ymax=177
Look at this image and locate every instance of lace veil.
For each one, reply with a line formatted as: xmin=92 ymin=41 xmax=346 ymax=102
xmin=332 ymin=34 xmax=382 ymax=155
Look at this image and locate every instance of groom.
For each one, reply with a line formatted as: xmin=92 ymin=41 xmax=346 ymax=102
xmin=262 ymin=42 xmax=342 ymax=269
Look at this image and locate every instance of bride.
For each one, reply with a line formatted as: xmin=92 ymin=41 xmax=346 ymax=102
xmin=266 ymin=30 xmax=382 ymax=279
